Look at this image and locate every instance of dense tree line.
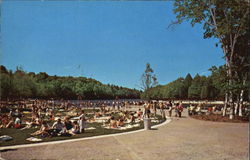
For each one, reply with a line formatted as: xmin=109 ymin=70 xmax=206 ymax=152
xmin=141 ymin=65 xmax=249 ymax=101
xmin=0 ymin=65 xmax=141 ymax=100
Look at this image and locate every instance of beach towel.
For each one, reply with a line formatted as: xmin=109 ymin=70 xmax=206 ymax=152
xmin=0 ymin=135 xmax=13 ymax=141
xmin=54 ymin=117 xmax=61 ymax=121
xmin=23 ymin=111 xmax=31 ymax=114
xmin=71 ymin=117 xmax=80 ymax=120
xmin=132 ymin=124 xmax=140 ymax=127
xmin=26 ymin=137 xmax=42 ymax=142
xmin=85 ymin=127 xmax=96 ymax=130
xmin=151 ymin=120 xmax=159 ymax=123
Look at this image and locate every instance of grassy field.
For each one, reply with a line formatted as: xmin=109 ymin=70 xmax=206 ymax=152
xmin=0 ymin=114 xmax=165 ymax=147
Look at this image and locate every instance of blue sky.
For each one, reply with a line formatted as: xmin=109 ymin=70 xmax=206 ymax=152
xmin=1 ymin=1 xmax=224 ymax=89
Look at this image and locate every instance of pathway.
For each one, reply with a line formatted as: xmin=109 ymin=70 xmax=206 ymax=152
xmin=1 ymin=110 xmax=249 ymax=160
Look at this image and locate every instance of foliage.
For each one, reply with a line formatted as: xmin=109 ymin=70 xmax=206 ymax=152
xmin=140 ymin=63 xmax=158 ymax=92
xmin=172 ymin=0 xmax=250 ymax=118
xmin=142 ymin=65 xmax=233 ymax=100
xmin=0 ymin=65 xmax=141 ymax=100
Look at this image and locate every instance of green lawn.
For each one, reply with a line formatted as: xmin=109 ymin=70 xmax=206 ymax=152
xmin=0 ymin=114 xmax=165 ymax=147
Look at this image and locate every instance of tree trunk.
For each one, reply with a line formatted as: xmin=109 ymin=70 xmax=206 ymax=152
xmin=229 ymin=90 xmax=234 ymax=120
xmin=223 ymin=92 xmax=228 ymax=116
xmin=228 ymin=64 xmax=234 ymax=120
xmin=234 ymin=95 xmax=239 ymax=115
xmin=234 ymin=103 xmax=238 ymax=115
xmin=239 ymin=89 xmax=244 ymax=117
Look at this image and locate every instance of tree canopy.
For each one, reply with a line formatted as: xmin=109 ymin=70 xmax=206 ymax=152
xmin=0 ymin=65 xmax=141 ymax=100
xmin=173 ymin=0 xmax=250 ymax=118
xmin=141 ymin=65 xmax=249 ymax=101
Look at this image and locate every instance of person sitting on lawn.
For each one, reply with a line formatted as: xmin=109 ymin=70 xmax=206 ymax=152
xmin=6 ymin=116 xmax=15 ymax=128
xmin=31 ymin=112 xmax=42 ymax=125
xmin=0 ymin=114 xmax=9 ymax=128
xmin=64 ymin=116 xmax=73 ymax=130
xmin=14 ymin=109 xmax=23 ymax=119
xmin=69 ymin=120 xmax=80 ymax=135
xmin=31 ymin=121 xmax=50 ymax=137
xmin=14 ymin=116 xmax=22 ymax=129
xmin=137 ymin=109 xmax=143 ymax=119
xmin=52 ymin=118 xmax=65 ymax=134
xmin=110 ymin=116 xmax=117 ymax=128
xmin=128 ymin=113 xmax=135 ymax=124
xmin=117 ymin=117 xmax=125 ymax=127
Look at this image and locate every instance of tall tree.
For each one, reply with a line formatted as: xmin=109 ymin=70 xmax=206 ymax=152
xmin=140 ymin=63 xmax=158 ymax=91
xmin=183 ymin=73 xmax=193 ymax=98
xmin=173 ymin=0 xmax=249 ymax=119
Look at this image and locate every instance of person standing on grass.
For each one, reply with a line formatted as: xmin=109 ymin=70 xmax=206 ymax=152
xmin=78 ymin=110 xmax=86 ymax=133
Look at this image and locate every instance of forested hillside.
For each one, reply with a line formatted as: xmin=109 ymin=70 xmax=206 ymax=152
xmin=0 ymin=65 xmax=141 ymax=100
xmin=141 ymin=65 xmax=249 ymax=100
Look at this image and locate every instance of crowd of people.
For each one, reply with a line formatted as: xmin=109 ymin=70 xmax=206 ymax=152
xmin=0 ymin=99 xmax=167 ymax=139
xmin=1 ymin=98 xmax=227 ymax=143
xmin=142 ymin=101 xmax=184 ymax=118
xmin=0 ymin=100 xmax=90 ymax=137
xmin=187 ymin=103 xmax=222 ymax=116
xmin=2 ymin=99 xmax=209 ymax=142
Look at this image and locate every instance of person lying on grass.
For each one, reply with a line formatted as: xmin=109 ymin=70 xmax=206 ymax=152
xmin=30 ymin=118 xmax=81 ymax=138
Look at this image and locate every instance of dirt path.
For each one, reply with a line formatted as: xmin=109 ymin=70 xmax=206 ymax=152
xmin=1 ymin=110 xmax=249 ymax=160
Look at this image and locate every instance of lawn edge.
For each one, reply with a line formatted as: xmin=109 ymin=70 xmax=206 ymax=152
xmin=0 ymin=116 xmax=171 ymax=150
